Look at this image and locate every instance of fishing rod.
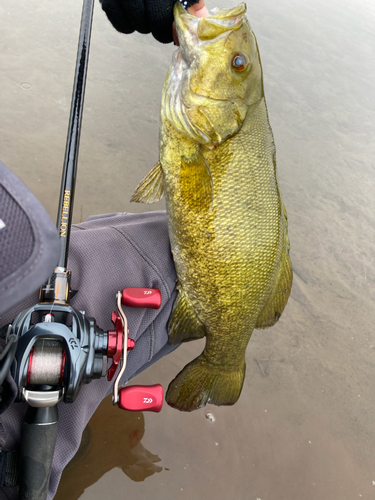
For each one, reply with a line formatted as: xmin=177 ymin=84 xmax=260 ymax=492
xmin=5 ymin=1 xmax=163 ymax=498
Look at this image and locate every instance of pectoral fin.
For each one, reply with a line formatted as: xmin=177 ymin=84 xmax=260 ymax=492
xmin=131 ymin=161 xmax=165 ymax=204
xmin=180 ymin=148 xmax=213 ymax=212
xmin=168 ymin=286 xmax=206 ymax=344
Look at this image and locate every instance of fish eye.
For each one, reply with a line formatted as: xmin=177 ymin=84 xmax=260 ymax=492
xmin=232 ymin=53 xmax=248 ymax=72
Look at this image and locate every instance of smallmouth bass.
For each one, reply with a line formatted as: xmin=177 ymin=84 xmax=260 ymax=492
xmin=132 ymin=2 xmax=292 ymax=411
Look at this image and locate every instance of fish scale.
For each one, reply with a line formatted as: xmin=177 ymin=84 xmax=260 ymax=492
xmin=132 ymin=2 xmax=292 ymax=411
xmin=164 ymin=99 xmax=282 ymax=340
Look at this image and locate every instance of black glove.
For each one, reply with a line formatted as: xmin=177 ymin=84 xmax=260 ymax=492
xmin=99 ymin=0 xmax=200 ymax=44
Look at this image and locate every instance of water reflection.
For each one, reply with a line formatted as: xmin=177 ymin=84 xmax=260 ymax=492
xmin=54 ymin=395 xmax=163 ymax=500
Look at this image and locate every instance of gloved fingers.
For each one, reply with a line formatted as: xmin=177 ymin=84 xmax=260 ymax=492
xmin=100 ymin=0 xmax=135 ymax=35
xmin=100 ymin=0 xmax=177 ymax=43
xmin=145 ymin=0 xmax=175 ymax=44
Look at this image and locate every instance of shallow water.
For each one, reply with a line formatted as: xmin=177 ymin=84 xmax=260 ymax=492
xmin=1 ymin=0 xmax=375 ymax=499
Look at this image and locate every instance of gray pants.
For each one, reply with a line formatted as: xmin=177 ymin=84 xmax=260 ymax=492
xmin=0 ymin=211 xmax=178 ymax=499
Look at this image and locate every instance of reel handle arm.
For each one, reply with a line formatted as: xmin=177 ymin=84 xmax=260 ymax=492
xmin=108 ymin=288 xmax=164 ymax=413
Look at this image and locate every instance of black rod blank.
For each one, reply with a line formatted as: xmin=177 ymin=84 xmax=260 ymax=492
xmin=19 ymin=406 xmax=59 ymax=500
xmin=56 ymin=0 xmax=95 ymax=269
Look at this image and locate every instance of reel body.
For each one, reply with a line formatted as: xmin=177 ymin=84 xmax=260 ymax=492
xmin=12 ymin=303 xmax=107 ymax=407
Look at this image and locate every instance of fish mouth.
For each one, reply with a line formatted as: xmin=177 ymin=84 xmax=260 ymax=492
xmin=174 ymin=2 xmax=247 ymax=58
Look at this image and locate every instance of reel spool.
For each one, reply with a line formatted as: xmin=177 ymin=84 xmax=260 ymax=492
xmin=27 ymin=339 xmax=65 ymax=386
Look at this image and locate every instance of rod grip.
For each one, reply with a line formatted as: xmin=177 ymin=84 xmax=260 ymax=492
xmin=19 ymin=406 xmax=59 ymax=500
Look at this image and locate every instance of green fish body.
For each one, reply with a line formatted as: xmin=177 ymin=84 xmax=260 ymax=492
xmin=132 ymin=2 xmax=292 ymax=411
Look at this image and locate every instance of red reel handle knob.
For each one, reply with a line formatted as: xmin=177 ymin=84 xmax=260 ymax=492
xmin=118 ymin=384 xmax=163 ymax=412
xmin=122 ymin=288 xmax=161 ymax=309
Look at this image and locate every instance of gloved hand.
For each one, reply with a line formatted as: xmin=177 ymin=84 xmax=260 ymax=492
xmin=99 ymin=0 xmax=202 ymax=43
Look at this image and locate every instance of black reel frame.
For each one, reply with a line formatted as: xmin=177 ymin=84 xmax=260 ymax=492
xmin=12 ymin=304 xmax=108 ymax=404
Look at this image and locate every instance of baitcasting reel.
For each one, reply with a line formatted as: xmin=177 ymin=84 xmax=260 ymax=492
xmin=9 ymin=271 xmax=164 ymax=499
xmin=11 ymin=276 xmax=163 ymax=411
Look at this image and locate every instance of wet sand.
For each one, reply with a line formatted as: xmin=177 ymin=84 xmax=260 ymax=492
xmin=1 ymin=0 xmax=375 ymax=499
